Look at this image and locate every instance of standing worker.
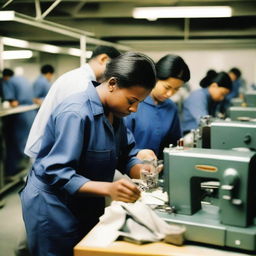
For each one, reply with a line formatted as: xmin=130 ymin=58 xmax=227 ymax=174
xmin=181 ymin=71 xmax=232 ymax=134
xmin=1 ymin=69 xmax=36 ymax=176
xmin=20 ymin=52 xmax=157 ymax=256
xmin=124 ymin=54 xmax=190 ymax=159
xmin=33 ymin=64 xmax=55 ymax=105
xmin=25 ymin=45 xmax=120 ymax=159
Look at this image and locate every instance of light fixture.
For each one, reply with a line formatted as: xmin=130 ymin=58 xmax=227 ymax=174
xmin=133 ymin=6 xmax=232 ymax=20
xmin=68 ymin=48 xmax=92 ymax=58
xmin=2 ymin=50 xmax=33 ymax=60
xmin=0 ymin=10 xmax=15 ymax=21
xmin=2 ymin=37 xmax=29 ymax=48
xmin=41 ymin=45 xmax=61 ymax=54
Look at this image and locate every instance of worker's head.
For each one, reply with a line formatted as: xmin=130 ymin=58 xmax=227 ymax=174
xmin=152 ymin=54 xmax=190 ymax=102
xmin=208 ymin=71 xmax=232 ymax=102
xmin=88 ymin=45 xmax=121 ymax=82
xmin=99 ymin=51 xmax=156 ymax=117
xmin=2 ymin=68 xmax=14 ymax=81
xmin=200 ymin=69 xmax=217 ymax=88
xmin=228 ymin=67 xmax=241 ymax=82
xmin=41 ymin=64 xmax=55 ymax=81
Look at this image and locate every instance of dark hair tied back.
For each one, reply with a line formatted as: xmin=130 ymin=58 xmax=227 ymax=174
xmin=200 ymin=69 xmax=217 ymax=88
xmin=103 ymin=52 xmax=156 ymax=90
xmin=213 ymin=71 xmax=232 ymax=90
xmin=155 ymin=54 xmax=190 ymax=82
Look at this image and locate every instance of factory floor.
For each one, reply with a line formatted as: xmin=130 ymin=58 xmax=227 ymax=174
xmin=0 ymin=183 xmax=28 ymax=256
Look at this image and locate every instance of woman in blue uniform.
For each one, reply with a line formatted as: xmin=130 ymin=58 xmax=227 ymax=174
xmin=124 ymin=54 xmax=190 ymax=159
xmin=20 ymin=52 xmax=156 ymax=256
xmin=181 ymin=71 xmax=232 ymax=134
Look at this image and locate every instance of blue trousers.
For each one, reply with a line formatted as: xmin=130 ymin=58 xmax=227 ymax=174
xmin=20 ymin=171 xmax=104 ymax=256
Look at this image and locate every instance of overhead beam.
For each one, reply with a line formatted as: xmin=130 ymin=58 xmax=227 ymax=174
xmin=0 ymin=11 xmax=132 ymax=51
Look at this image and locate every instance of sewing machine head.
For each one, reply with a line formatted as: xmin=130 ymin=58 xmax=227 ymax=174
xmin=210 ymin=120 xmax=256 ymax=150
xmin=228 ymin=106 xmax=256 ymax=121
xmin=190 ymin=119 xmax=256 ymax=151
xmin=244 ymin=92 xmax=256 ymax=107
xmin=163 ymin=147 xmax=256 ymax=228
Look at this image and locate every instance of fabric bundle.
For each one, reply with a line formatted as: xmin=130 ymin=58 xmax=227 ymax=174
xmin=81 ymin=200 xmax=185 ymax=247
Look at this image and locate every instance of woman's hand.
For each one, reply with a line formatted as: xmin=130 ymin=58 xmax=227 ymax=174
xmin=108 ymin=179 xmax=141 ymax=203
xmin=136 ymin=149 xmax=157 ymax=161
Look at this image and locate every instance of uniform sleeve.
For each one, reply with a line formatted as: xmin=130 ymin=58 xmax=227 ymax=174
xmin=37 ymin=111 xmax=90 ymax=195
xmin=33 ymin=81 xmax=45 ymax=98
xmin=2 ymin=80 xmax=16 ymax=101
xmin=117 ymin=123 xmax=141 ymax=176
xmin=187 ymin=94 xmax=208 ymax=126
xmin=124 ymin=114 xmax=135 ymax=133
xmin=167 ymin=108 xmax=182 ymax=145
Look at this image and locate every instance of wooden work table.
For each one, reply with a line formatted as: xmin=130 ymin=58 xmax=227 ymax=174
xmin=74 ymin=221 xmax=253 ymax=256
xmin=74 ymin=186 xmax=254 ymax=256
xmin=74 ymin=239 xmax=253 ymax=256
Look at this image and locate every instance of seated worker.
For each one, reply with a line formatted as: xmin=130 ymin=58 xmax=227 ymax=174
xmin=33 ymin=64 xmax=55 ymax=105
xmin=218 ymin=67 xmax=244 ymax=115
xmin=124 ymin=54 xmax=190 ymax=159
xmin=199 ymin=69 xmax=217 ymax=88
xmin=20 ymin=52 xmax=157 ymax=256
xmin=181 ymin=71 xmax=232 ymax=134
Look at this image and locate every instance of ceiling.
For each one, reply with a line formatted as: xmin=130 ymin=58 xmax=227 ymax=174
xmin=1 ymin=0 xmax=256 ymax=51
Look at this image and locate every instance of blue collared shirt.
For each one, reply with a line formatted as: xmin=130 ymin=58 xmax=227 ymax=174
xmin=3 ymin=76 xmax=34 ymax=105
xmin=33 ymin=81 xmax=140 ymax=195
xmin=33 ymin=75 xmax=51 ymax=99
xmin=182 ymin=88 xmax=214 ymax=132
xmin=124 ymin=95 xmax=181 ymax=158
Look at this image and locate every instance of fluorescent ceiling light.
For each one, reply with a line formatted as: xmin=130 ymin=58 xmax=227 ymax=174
xmin=41 ymin=45 xmax=61 ymax=53
xmin=2 ymin=37 xmax=29 ymax=48
xmin=68 ymin=48 xmax=92 ymax=58
xmin=0 ymin=11 xmax=15 ymax=21
xmin=2 ymin=50 xmax=33 ymax=60
xmin=133 ymin=6 xmax=232 ymax=20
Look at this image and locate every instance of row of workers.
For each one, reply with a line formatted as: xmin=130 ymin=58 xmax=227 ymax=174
xmin=14 ymin=46 xmax=241 ymax=256
xmin=0 ymin=65 xmax=55 ymax=176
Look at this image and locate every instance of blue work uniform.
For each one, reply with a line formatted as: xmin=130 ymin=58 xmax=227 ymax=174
xmin=2 ymin=76 xmax=36 ymax=175
xmin=33 ymin=75 xmax=51 ymax=100
xmin=218 ymin=79 xmax=239 ymax=114
xmin=181 ymin=88 xmax=218 ymax=133
xmin=20 ymin=81 xmax=140 ymax=256
xmin=124 ymin=96 xmax=182 ymax=159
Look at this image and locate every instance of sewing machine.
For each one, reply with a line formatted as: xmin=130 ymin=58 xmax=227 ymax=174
xmin=160 ymin=147 xmax=256 ymax=251
xmin=193 ymin=119 xmax=256 ymax=150
xmin=228 ymin=106 xmax=256 ymax=121
xmin=244 ymin=92 xmax=256 ymax=107
xmin=210 ymin=120 xmax=256 ymax=150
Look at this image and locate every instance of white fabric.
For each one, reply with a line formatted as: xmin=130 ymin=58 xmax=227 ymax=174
xmin=82 ymin=200 xmax=185 ymax=247
xmin=24 ymin=64 xmax=95 ymax=158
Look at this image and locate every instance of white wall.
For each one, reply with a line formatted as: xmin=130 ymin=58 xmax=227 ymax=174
xmin=4 ymin=48 xmax=256 ymax=92
xmin=146 ymin=48 xmax=256 ymax=91
xmin=4 ymin=52 xmax=80 ymax=84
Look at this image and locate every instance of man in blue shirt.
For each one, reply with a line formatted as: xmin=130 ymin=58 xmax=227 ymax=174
xmin=33 ymin=64 xmax=54 ymax=105
xmin=2 ymin=70 xmax=36 ymax=175
xmin=25 ymin=46 xmax=120 ymax=159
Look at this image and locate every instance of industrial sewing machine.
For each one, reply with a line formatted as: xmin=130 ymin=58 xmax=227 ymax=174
xmin=228 ymin=106 xmax=256 ymax=121
xmin=244 ymin=92 xmax=256 ymax=107
xmin=159 ymin=147 xmax=256 ymax=251
xmin=192 ymin=118 xmax=256 ymax=150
